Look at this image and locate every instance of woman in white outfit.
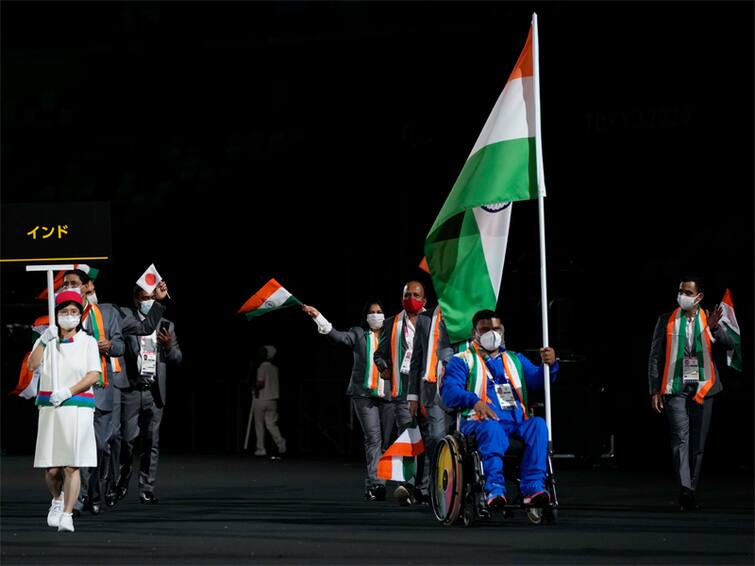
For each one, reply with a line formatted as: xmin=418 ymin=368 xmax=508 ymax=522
xmin=28 ymin=289 xmax=101 ymax=532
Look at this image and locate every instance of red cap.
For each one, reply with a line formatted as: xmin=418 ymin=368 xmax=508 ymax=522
xmin=55 ymin=289 xmax=84 ymax=307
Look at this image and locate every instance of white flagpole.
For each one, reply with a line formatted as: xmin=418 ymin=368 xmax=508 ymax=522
xmin=531 ymin=13 xmax=553 ymax=446
xmin=26 ymin=264 xmax=75 ymax=392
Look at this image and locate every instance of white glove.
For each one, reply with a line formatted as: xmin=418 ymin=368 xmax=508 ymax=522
xmin=39 ymin=327 xmax=58 ymax=346
xmin=50 ymin=388 xmax=72 ymax=407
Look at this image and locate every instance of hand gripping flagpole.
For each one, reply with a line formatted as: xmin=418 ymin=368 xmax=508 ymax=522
xmin=26 ymin=264 xmax=75 ymax=392
xmin=531 ymin=13 xmax=553 ymax=448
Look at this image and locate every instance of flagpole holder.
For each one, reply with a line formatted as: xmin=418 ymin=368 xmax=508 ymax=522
xmin=26 ymin=264 xmax=75 ymax=392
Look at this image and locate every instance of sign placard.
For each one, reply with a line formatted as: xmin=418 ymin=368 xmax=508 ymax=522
xmin=0 ymin=201 xmax=112 ymax=264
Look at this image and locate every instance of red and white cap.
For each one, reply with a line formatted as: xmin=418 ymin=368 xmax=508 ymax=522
xmin=55 ymin=289 xmax=83 ymax=306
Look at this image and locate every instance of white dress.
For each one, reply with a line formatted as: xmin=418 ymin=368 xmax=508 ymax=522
xmin=33 ymin=330 xmax=101 ymax=468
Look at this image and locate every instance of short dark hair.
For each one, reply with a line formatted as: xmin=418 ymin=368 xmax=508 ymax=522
xmin=472 ymin=309 xmax=499 ymax=328
xmin=680 ymin=276 xmax=704 ymax=294
xmin=64 ymin=269 xmax=90 ymax=285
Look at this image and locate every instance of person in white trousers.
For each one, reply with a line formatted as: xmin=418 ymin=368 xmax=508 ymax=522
xmin=253 ymin=345 xmax=286 ymax=456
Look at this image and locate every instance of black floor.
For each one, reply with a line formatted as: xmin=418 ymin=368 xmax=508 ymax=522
xmin=1 ymin=454 xmax=753 ymax=564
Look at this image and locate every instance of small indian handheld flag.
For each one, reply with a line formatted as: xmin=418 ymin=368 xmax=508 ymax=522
xmin=377 ymin=421 xmax=425 ymax=482
xmin=720 ymin=288 xmax=742 ymax=372
xmin=238 ymin=278 xmax=301 ymax=320
xmin=136 ymin=264 xmax=163 ymax=294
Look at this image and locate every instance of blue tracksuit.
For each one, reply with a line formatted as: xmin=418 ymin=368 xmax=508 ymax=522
xmin=440 ymin=348 xmax=558 ymax=498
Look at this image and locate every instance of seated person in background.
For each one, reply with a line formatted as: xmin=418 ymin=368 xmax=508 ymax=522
xmin=439 ymin=309 xmax=558 ymax=509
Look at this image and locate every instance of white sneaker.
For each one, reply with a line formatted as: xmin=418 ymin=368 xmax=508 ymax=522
xmin=277 ymin=438 xmax=287 ymax=455
xmin=58 ymin=512 xmax=74 ymax=532
xmin=47 ymin=497 xmax=64 ymax=528
xmin=253 ymin=448 xmax=267 ymax=456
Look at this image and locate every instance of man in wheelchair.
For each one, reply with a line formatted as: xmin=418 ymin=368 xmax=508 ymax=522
xmin=439 ymin=309 xmax=558 ymax=510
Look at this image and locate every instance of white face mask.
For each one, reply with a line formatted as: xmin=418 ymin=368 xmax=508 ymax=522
xmin=366 ymin=313 xmax=385 ymax=330
xmin=677 ymin=293 xmax=699 ymax=311
xmin=478 ymin=329 xmax=502 ymax=352
xmin=58 ymin=315 xmax=81 ymax=330
xmin=139 ymin=299 xmax=155 ymax=315
xmin=87 ymin=292 xmax=98 ymax=305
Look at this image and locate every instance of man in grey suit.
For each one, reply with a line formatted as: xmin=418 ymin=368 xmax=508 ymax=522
xmin=374 ymin=280 xmax=434 ymax=505
xmin=648 ymin=276 xmax=733 ymax=512
xmin=62 ymin=270 xmax=168 ymax=515
xmin=116 ymin=285 xmax=182 ymax=504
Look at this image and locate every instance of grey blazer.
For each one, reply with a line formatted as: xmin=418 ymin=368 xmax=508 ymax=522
xmin=112 ymin=302 xmax=166 ymax=390
xmin=411 ymin=310 xmax=456 ymax=407
xmin=648 ymin=310 xmax=734 ymax=398
xmin=374 ymin=311 xmax=431 ymax=402
xmin=326 ymin=326 xmax=392 ymax=400
xmin=123 ymin=308 xmax=182 ymax=408
xmin=83 ymin=303 xmax=124 ymax=411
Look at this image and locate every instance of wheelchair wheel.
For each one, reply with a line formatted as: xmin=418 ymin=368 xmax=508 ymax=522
xmin=430 ymin=435 xmax=464 ymax=526
xmin=526 ymin=506 xmax=543 ymax=525
xmin=543 ymin=507 xmax=558 ymax=524
xmin=462 ymin=497 xmax=475 ymax=528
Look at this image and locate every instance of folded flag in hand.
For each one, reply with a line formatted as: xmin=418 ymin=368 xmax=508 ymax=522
xmin=238 ymin=278 xmax=301 ymax=320
xmin=720 ymin=288 xmax=742 ymax=372
xmin=377 ymin=420 xmax=425 ymax=482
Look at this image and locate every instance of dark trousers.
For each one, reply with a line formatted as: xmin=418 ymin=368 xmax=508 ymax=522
xmin=119 ymin=387 xmax=163 ymax=494
xmin=665 ymin=394 xmax=714 ymax=492
xmin=78 ymin=407 xmax=114 ymax=507
xmin=352 ymin=397 xmax=396 ymax=489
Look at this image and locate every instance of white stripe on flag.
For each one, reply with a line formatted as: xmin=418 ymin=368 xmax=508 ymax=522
xmin=473 ymin=205 xmax=512 ymax=302
xmin=262 ymin=286 xmax=292 ymax=309
xmin=469 ymin=77 xmax=535 ymax=158
xmin=392 ymin=457 xmax=404 ymax=481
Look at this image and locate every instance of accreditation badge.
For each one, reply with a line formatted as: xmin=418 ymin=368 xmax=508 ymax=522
xmin=141 ymin=351 xmax=157 ymax=376
xmin=682 ymin=357 xmax=700 ymax=383
xmin=495 ymin=383 xmax=516 ymax=410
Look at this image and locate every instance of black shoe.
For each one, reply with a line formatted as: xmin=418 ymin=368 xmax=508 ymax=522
xmin=105 ymin=492 xmax=117 ymax=508
xmin=679 ymin=489 xmax=701 ymax=512
xmin=79 ymin=493 xmax=90 ymax=511
xmin=71 ymin=508 xmax=81 ymax=519
xmin=90 ymin=501 xmax=101 ymax=515
xmin=410 ymin=486 xmax=428 ymax=505
xmin=140 ymin=492 xmax=160 ymax=505
xmin=365 ymin=485 xmax=386 ymax=502
xmin=116 ymin=484 xmax=128 ymax=501
xmin=392 ymin=485 xmax=414 ymax=506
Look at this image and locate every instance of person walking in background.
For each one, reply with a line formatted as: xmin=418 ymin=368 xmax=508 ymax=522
xmin=253 ymin=345 xmax=287 ymax=457
xmin=28 ymin=290 xmax=102 ymax=533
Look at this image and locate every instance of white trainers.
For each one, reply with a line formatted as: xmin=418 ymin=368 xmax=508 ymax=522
xmin=58 ymin=512 xmax=74 ymax=532
xmin=277 ymin=438 xmax=287 ymax=455
xmin=47 ymin=497 xmax=64 ymax=528
xmin=253 ymin=448 xmax=267 ymax=456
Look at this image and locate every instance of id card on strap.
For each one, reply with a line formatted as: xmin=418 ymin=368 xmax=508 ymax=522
xmin=400 ymin=348 xmax=413 ymax=375
xmin=495 ymin=383 xmax=516 ymax=410
xmin=682 ymin=357 xmax=700 ymax=383
xmin=141 ymin=351 xmax=157 ymax=377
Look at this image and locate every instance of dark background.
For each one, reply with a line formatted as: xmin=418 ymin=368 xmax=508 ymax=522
xmin=2 ymin=2 xmax=752 ymax=474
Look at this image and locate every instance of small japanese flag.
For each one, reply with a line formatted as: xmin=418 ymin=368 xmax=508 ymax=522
xmin=136 ymin=264 xmax=163 ymax=294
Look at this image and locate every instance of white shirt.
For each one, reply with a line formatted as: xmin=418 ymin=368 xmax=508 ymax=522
xmin=256 ymin=360 xmax=280 ymax=400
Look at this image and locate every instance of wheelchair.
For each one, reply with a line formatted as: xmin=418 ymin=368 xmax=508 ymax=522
xmin=429 ymin=425 xmax=558 ymax=527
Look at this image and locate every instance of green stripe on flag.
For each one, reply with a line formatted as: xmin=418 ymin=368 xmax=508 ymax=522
xmin=402 ymin=457 xmax=416 ymax=482
xmin=244 ymin=296 xmax=301 ymax=320
xmin=428 ymin=138 xmax=537 ymax=236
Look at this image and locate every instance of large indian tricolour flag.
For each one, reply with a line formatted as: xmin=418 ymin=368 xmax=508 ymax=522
xmin=424 ymin=17 xmax=544 ymax=343
xmin=238 ymin=278 xmax=301 ymax=320
xmin=720 ymin=288 xmax=742 ymax=372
